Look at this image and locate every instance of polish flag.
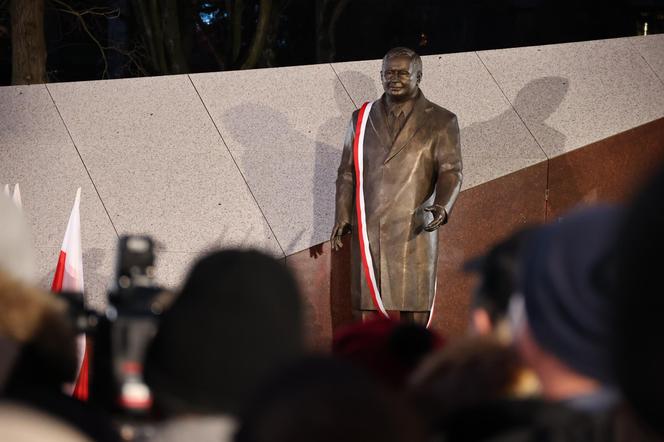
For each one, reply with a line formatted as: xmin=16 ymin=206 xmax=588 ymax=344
xmin=51 ymin=188 xmax=89 ymax=400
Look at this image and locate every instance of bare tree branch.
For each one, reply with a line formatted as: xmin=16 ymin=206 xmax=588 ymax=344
xmin=72 ymin=7 xmax=120 ymax=18
xmin=106 ymin=44 xmax=150 ymax=77
xmin=49 ymin=0 xmax=120 ymax=79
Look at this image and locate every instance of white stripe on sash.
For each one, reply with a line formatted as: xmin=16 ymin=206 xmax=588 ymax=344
xmin=353 ymin=101 xmax=388 ymax=318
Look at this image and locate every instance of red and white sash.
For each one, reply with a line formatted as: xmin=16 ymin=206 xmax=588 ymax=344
xmin=353 ymin=101 xmax=389 ymax=318
xmin=353 ymin=101 xmax=437 ymax=328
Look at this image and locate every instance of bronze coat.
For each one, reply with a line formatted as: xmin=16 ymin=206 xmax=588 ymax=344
xmin=334 ymin=91 xmax=462 ymax=311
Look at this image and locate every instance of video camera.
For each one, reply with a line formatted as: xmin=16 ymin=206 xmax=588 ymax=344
xmin=63 ymin=235 xmax=172 ymax=424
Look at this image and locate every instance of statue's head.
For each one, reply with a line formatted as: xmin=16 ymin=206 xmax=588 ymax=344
xmin=380 ymin=47 xmax=422 ymax=102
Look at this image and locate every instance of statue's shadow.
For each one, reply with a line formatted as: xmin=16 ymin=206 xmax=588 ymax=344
xmin=220 ymin=70 xmax=378 ymax=340
xmin=460 ymin=76 xmax=569 ymax=214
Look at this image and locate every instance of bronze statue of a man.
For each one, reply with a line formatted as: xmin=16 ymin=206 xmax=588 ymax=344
xmin=331 ymin=47 xmax=462 ymax=325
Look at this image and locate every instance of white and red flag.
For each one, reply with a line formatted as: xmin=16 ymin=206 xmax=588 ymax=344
xmin=51 ymin=188 xmax=89 ymax=400
xmin=3 ymin=184 xmax=9 ymax=197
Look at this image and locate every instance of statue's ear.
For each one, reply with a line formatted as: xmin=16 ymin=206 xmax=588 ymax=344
xmin=416 ymin=71 xmax=423 ymax=85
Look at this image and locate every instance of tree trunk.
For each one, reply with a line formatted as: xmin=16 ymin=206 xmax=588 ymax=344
xmin=148 ymin=0 xmax=167 ymax=73
xmin=315 ymin=0 xmax=330 ymax=63
xmin=231 ymin=0 xmax=244 ymax=63
xmin=163 ymin=0 xmax=188 ymax=73
xmin=10 ymin=0 xmax=47 ymax=84
xmin=327 ymin=0 xmax=349 ymax=62
xmin=131 ymin=0 xmax=159 ymax=73
xmin=241 ymin=0 xmax=272 ymax=69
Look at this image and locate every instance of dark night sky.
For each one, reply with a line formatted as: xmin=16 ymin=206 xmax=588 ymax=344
xmin=317 ymin=0 xmax=659 ymax=61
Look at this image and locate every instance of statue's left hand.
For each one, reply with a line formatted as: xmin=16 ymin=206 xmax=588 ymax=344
xmin=423 ymin=205 xmax=447 ymax=232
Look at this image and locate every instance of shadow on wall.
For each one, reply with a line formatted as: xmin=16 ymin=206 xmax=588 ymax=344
xmin=506 ymin=77 xmax=574 ymax=219
xmin=459 ymin=76 xmax=568 ymax=189
xmin=221 ymin=103 xmax=313 ymax=254
xmin=220 ymin=72 xmax=374 ymax=256
xmin=513 ymin=76 xmax=569 ymax=157
xmin=462 ymin=76 xmax=569 ymax=160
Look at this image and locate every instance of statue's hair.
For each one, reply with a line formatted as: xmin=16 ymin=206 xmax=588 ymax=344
xmin=382 ymin=47 xmax=422 ymax=74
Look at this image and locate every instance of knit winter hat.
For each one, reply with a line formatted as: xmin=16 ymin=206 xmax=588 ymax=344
xmin=520 ymin=206 xmax=622 ymax=385
xmin=145 ymin=249 xmax=303 ymax=415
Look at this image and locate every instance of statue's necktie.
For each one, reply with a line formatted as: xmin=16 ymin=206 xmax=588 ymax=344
xmin=389 ymin=111 xmax=406 ymax=143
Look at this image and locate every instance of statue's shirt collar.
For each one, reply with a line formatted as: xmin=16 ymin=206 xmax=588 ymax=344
xmin=383 ymin=92 xmax=417 ymax=119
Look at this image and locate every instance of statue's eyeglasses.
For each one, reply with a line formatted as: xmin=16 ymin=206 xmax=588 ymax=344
xmin=382 ymin=70 xmax=411 ymax=80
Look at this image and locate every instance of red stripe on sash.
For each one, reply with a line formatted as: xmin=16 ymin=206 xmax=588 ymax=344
xmin=353 ymin=102 xmax=388 ymax=318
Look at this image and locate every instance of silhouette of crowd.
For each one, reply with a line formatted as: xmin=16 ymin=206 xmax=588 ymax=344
xmin=1 ymin=165 xmax=663 ymax=442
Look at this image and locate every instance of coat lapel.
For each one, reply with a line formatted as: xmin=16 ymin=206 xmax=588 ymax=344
xmin=368 ymin=97 xmax=391 ymax=150
xmin=384 ymin=91 xmax=430 ymax=164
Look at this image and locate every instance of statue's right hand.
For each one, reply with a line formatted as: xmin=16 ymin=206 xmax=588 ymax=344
xmin=330 ymin=222 xmax=351 ymax=251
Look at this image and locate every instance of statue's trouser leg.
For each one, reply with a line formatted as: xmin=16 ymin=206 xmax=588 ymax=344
xmin=353 ymin=310 xmax=429 ymax=325
xmin=352 ymin=310 xmax=388 ymax=322
xmin=400 ymin=311 xmax=430 ymax=326
xmin=352 ymin=309 xmax=363 ymax=322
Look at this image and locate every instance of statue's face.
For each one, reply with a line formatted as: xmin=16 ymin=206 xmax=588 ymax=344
xmin=381 ymin=55 xmax=421 ymax=101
